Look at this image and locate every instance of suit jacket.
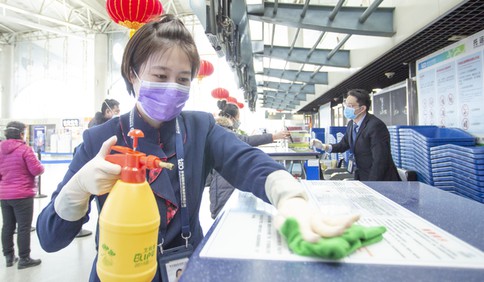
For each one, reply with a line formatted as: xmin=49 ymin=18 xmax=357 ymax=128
xmin=331 ymin=113 xmax=400 ymax=181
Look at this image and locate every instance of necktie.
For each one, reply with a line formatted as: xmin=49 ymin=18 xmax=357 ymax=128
xmin=352 ymin=124 xmax=358 ymax=145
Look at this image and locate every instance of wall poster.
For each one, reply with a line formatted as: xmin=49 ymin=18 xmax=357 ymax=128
xmin=416 ymin=29 xmax=484 ymax=143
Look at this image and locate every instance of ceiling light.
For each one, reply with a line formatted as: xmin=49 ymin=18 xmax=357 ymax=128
xmin=384 ymin=72 xmax=395 ymax=79
xmin=448 ymin=35 xmax=467 ymax=42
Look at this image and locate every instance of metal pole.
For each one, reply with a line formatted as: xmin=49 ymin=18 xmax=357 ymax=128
xmin=35 ymin=148 xmax=47 ymax=198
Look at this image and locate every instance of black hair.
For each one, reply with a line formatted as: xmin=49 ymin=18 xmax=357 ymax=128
xmin=4 ymin=121 xmax=26 ymax=140
xmin=217 ymin=100 xmax=239 ymax=119
xmin=347 ymin=89 xmax=371 ymax=110
xmin=121 ymin=14 xmax=200 ymax=96
xmin=102 ymin=99 xmax=120 ymax=115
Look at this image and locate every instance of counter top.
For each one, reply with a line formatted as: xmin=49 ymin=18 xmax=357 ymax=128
xmin=181 ymin=181 xmax=484 ymax=282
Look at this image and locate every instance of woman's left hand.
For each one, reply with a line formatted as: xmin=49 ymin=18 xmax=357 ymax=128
xmin=274 ymin=197 xmax=360 ymax=242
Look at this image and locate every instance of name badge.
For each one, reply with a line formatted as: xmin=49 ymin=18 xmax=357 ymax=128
xmin=158 ymin=244 xmax=194 ymax=282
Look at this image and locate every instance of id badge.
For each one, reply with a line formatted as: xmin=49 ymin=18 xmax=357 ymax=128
xmin=158 ymin=244 xmax=193 ymax=282
xmin=347 ymin=159 xmax=355 ymax=174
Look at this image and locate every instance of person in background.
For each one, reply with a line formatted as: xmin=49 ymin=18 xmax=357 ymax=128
xmin=36 ymin=15 xmax=358 ymax=281
xmin=87 ymin=99 xmax=120 ymax=128
xmin=209 ymin=99 xmax=290 ymax=218
xmin=0 ymin=121 xmax=44 ymax=269
xmin=311 ymin=89 xmax=400 ymax=181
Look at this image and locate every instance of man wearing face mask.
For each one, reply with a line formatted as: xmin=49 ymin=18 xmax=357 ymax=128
xmin=311 ymin=89 xmax=400 ymax=181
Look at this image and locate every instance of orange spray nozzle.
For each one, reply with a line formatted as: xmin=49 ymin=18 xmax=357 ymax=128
xmin=105 ymin=130 xmax=174 ymax=183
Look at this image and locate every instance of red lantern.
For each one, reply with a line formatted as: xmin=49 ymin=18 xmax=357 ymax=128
xmin=226 ymin=96 xmax=237 ymax=104
xmin=197 ymin=60 xmax=214 ymax=81
xmin=106 ymin=0 xmax=164 ymax=37
xmin=237 ymin=102 xmax=244 ymax=109
xmin=211 ymin=88 xmax=229 ymax=99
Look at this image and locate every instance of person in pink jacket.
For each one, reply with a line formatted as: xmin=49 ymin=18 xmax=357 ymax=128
xmin=0 ymin=121 xmax=44 ymax=269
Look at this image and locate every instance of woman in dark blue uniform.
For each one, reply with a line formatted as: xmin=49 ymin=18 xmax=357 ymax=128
xmin=36 ymin=14 xmax=358 ymax=281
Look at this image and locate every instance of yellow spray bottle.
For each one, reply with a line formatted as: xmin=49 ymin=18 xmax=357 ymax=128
xmin=97 ymin=129 xmax=174 ymax=282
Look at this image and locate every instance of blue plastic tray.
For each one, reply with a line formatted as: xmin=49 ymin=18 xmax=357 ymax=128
xmin=430 ymin=144 xmax=484 ymax=154
xmin=401 ymin=127 xmax=476 ymax=143
xmin=430 ymin=152 xmax=484 ymax=164
xmin=454 ymin=190 xmax=484 ymax=203
xmin=431 ymin=158 xmax=484 ymax=171
xmin=401 ymin=156 xmax=432 ymax=170
xmin=453 ymin=183 xmax=484 ymax=197
xmin=452 ymin=177 xmax=484 ymax=192
xmin=451 ymin=168 xmax=484 ymax=181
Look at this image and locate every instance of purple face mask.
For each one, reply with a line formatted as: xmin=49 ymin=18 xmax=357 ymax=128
xmin=137 ymin=81 xmax=190 ymax=122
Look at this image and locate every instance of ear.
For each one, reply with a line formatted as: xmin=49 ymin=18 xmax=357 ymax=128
xmin=128 ymin=69 xmax=137 ymax=84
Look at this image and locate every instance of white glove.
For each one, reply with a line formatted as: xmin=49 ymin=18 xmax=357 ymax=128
xmin=54 ymin=136 xmax=121 ymax=221
xmin=265 ymin=170 xmax=359 ymax=242
xmin=274 ymin=197 xmax=360 ymax=242
xmin=310 ymin=139 xmax=327 ymax=150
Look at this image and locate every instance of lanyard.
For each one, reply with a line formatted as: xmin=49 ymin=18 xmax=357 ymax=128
xmin=175 ymin=118 xmax=191 ymax=241
xmin=129 ymin=108 xmax=191 ymax=245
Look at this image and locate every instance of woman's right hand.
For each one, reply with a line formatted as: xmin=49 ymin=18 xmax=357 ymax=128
xmin=54 ymin=136 xmax=121 ymax=221
xmin=75 ymin=136 xmax=122 ymax=196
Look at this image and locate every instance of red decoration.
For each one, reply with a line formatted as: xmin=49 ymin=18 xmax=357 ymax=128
xmin=197 ymin=60 xmax=214 ymax=81
xmin=237 ymin=102 xmax=244 ymax=109
xmin=226 ymin=96 xmax=237 ymax=104
xmin=106 ymin=0 xmax=164 ymax=37
xmin=211 ymin=88 xmax=229 ymax=99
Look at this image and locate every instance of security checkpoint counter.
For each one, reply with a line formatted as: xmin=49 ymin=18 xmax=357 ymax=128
xmin=180 ymin=181 xmax=484 ymax=282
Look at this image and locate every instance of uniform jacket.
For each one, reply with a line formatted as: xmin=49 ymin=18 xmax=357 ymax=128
xmin=331 ymin=113 xmax=400 ymax=181
xmin=209 ymin=117 xmax=275 ymax=218
xmin=0 ymin=139 xmax=44 ymax=200
xmin=36 ymin=108 xmax=284 ymax=281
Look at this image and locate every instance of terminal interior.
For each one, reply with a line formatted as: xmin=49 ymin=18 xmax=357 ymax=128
xmin=1 ymin=0 xmax=484 ymax=281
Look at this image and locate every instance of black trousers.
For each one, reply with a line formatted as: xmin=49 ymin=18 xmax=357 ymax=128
xmin=1 ymin=197 xmax=34 ymax=258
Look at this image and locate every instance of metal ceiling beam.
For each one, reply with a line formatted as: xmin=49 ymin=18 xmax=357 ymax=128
xmin=328 ymin=0 xmax=346 ymax=21
xmin=0 ymin=3 xmax=92 ymax=32
xmin=261 ymin=102 xmax=296 ymax=110
xmin=71 ymin=0 xmax=112 ymax=22
xmin=264 ymin=81 xmax=315 ymax=94
xmin=0 ymin=16 xmax=89 ymax=40
xmin=359 ymin=0 xmax=384 ymax=23
xmin=263 ymin=90 xmax=307 ymax=98
xmin=263 ymin=91 xmax=306 ymax=101
xmin=263 ymin=68 xmax=328 ymax=84
xmin=248 ymin=2 xmax=394 ymax=37
xmin=263 ymin=45 xmax=350 ymax=68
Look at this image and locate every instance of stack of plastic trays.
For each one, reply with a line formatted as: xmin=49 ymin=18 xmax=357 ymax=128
xmin=388 ymin=125 xmax=437 ymax=168
xmin=329 ymin=126 xmax=347 ymax=166
xmin=431 ymin=144 xmax=484 ymax=203
xmin=399 ymin=127 xmax=475 ymax=186
xmin=387 ymin=126 xmax=401 ymax=167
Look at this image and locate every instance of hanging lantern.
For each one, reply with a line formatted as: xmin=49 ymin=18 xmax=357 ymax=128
xmin=197 ymin=60 xmax=214 ymax=82
xmin=226 ymin=96 xmax=237 ymax=104
xmin=211 ymin=88 xmax=229 ymax=99
xmin=237 ymin=102 xmax=245 ymax=109
xmin=106 ymin=0 xmax=164 ymax=37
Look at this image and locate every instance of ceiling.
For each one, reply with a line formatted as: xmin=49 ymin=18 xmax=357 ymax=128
xmin=1 ymin=0 xmax=483 ymax=113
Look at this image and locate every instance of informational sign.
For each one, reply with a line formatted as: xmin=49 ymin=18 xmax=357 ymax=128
xmin=33 ymin=126 xmax=46 ymax=153
xmin=417 ymin=29 xmax=484 ymax=143
xmin=62 ymin=118 xmax=80 ymax=128
xmin=200 ymin=181 xmax=484 ymax=269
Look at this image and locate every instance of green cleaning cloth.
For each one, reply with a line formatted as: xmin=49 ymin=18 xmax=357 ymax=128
xmin=279 ymin=218 xmax=387 ymax=260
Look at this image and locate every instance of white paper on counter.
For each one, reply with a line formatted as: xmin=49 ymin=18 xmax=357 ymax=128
xmin=200 ymin=181 xmax=484 ymax=269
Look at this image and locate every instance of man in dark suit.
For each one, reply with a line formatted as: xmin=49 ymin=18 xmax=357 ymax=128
xmin=312 ymin=89 xmax=400 ymax=181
